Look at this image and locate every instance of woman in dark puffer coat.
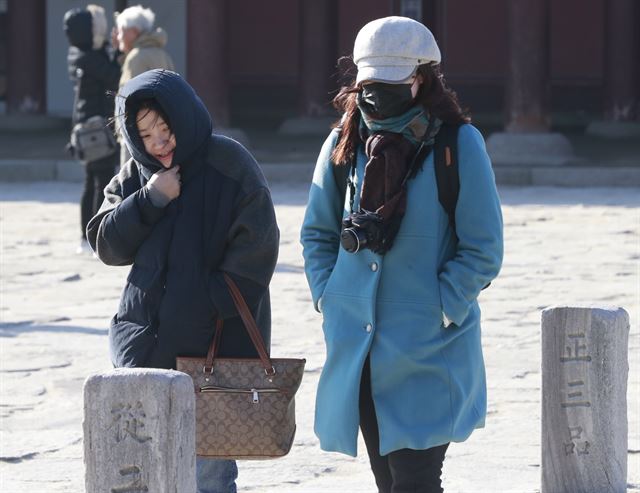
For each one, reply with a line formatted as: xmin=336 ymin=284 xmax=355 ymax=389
xmin=63 ymin=5 xmax=121 ymax=253
xmin=87 ymin=69 xmax=280 ymax=493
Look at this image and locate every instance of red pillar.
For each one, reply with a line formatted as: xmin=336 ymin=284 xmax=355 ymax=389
xmin=7 ymin=0 xmax=46 ymax=114
xmin=505 ymin=0 xmax=549 ymax=132
xmin=603 ymin=0 xmax=639 ymax=121
xmin=422 ymin=0 xmax=445 ymax=50
xmin=114 ymin=1 xmax=128 ymax=13
xmin=186 ymin=0 xmax=229 ymax=127
xmin=298 ymin=0 xmax=337 ymax=117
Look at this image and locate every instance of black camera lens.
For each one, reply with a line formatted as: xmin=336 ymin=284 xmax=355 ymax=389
xmin=340 ymin=210 xmax=383 ymax=253
xmin=341 ymin=227 xmax=368 ymax=253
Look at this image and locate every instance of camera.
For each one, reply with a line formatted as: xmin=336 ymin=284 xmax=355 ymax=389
xmin=340 ymin=210 xmax=384 ymax=254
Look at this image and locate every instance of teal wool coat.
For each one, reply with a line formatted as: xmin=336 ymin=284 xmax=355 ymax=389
xmin=300 ymin=124 xmax=503 ymax=457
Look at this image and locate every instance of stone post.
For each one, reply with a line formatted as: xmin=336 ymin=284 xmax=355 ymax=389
xmin=541 ymin=306 xmax=629 ymax=493
xmin=84 ymin=368 xmax=196 ymax=493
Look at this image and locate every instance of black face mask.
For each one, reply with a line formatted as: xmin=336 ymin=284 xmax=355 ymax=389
xmin=357 ymin=83 xmax=415 ymax=119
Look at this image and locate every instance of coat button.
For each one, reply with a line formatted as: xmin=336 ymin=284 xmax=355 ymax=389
xmin=365 ymin=323 xmax=373 ymax=333
xmin=370 ymin=262 xmax=378 ymax=272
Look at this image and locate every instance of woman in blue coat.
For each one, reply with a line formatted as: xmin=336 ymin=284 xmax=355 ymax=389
xmin=300 ymin=17 xmax=503 ymax=493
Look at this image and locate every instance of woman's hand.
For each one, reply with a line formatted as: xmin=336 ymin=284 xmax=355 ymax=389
xmin=147 ymin=165 xmax=181 ymax=206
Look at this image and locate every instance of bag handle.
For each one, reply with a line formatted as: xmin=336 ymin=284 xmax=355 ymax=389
xmin=203 ymin=318 xmax=224 ymax=372
xmin=203 ymin=273 xmax=275 ymax=376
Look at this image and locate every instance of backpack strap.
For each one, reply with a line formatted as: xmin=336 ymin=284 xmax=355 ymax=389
xmin=433 ymin=123 xmax=460 ymax=231
xmin=434 ymin=123 xmax=491 ymax=290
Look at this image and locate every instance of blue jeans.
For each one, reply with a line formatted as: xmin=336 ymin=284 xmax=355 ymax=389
xmin=196 ymin=457 xmax=238 ymax=493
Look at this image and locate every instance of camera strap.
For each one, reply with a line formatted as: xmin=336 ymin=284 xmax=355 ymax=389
xmin=341 ymin=133 xmax=431 ymax=215
xmin=346 ymin=161 xmax=357 ymax=213
xmin=334 ymin=121 xmax=457 ymax=217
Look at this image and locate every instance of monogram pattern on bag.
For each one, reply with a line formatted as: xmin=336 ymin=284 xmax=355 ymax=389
xmin=196 ymin=391 xmax=296 ymax=457
xmin=176 ymin=357 xmax=305 ymax=459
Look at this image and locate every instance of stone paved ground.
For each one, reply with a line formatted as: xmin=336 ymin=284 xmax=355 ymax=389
xmin=1 ymin=182 xmax=638 ymax=492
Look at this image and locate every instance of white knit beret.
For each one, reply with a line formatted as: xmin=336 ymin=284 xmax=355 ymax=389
xmin=354 ymin=16 xmax=441 ymax=84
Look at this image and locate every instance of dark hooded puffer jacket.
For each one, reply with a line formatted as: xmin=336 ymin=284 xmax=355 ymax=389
xmin=86 ymin=69 xmax=280 ymax=369
xmin=64 ymin=8 xmax=121 ymax=124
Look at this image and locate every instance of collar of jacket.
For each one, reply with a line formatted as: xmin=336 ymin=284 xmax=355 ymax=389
xmin=134 ymin=28 xmax=169 ymax=49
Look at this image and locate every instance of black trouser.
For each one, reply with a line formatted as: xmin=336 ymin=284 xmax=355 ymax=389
xmin=80 ymin=155 xmax=117 ymax=237
xmin=359 ymin=357 xmax=449 ymax=493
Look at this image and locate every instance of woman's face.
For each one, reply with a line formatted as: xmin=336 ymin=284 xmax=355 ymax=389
xmin=136 ymin=108 xmax=176 ymax=168
xmin=117 ymin=26 xmax=139 ymax=54
xmin=358 ymin=74 xmax=424 ymax=119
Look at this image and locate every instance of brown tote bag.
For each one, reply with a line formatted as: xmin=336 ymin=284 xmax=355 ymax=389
xmin=176 ymin=274 xmax=306 ymax=460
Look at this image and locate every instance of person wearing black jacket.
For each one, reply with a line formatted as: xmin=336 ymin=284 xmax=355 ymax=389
xmin=87 ymin=69 xmax=280 ymax=493
xmin=63 ymin=5 xmax=121 ymax=254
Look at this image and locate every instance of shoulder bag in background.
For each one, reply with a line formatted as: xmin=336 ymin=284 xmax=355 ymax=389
xmin=68 ymin=67 xmax=118 ymax=163
xmin=69 ymin=115 xmax=117 ymax=163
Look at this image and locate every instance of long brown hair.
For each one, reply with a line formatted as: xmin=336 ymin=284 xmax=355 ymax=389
xmin=330 ymin=62 xmax=471 ymax=166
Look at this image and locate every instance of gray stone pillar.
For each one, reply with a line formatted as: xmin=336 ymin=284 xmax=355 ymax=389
xmin=84 ymin=368 xmax=196 ymax=493
xmin=541 ymin=306 xmax=629 ymax=493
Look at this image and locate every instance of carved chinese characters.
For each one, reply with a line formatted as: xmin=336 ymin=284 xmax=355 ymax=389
xmin=541 ymin=306 xmax=629 ymax=493
xmin=83 ymin=368 xmax=196 ymax=493
xmin=111 ymin=402 xmax=153 ymax=444
xmin=109 ymin=402 xmax=152 ymax=492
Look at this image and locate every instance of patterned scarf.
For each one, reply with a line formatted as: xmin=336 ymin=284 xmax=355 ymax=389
xmin=355 ymin=104 xmax=442 ymax=254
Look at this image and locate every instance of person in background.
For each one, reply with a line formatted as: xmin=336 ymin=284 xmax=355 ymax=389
xmin=64 ymin=4 xmax=121 ymax=254
xmin=112 ymin=4 xmax=175 ymax=168
xmin=300 ymin=16 xmax=503 ymax=493
xmin=87 ymin=69 xmax=279 ymax=493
